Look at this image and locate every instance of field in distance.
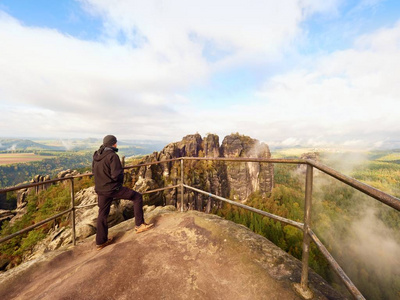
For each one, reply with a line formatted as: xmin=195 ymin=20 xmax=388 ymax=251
xmin=0 ymin=153 xmax=52 ymax=166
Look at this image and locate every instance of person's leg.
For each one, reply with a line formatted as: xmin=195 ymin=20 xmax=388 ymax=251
xmin=131 ymin=190 xmax=145 ymax=226
xmin=113 ymin=187 xmax=144 ymax=226
xmin=96 ymin=193 xmax=113 ymax=245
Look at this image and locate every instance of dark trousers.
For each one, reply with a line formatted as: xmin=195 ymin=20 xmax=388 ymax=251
xmin=96 ymin=187 xmax=144 ymax=245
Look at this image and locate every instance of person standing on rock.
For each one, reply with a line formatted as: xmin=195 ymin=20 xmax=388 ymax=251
xmin=92 ymin=135 xmax=154 ymax=250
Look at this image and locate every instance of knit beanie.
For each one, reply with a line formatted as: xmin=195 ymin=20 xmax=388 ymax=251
xmin=103 ymin=135 xmax=117 ymax=147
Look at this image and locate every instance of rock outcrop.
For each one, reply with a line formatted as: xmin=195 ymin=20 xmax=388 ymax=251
xmin=17 ymin=186 xmax=139 ymax=264
xmin=16 ymin=174 xmax=52 ymax=209
xmin=56 ymin=169 xmax=79 ymax=179
xmin=7 ymin=174 xmax=54 ymax=226
xmin=128 ymin=133 xmax=274 ymax=209
xmin=8 ymin=169 xmax=88 ymax=226
xmin=220 ymin=133 xmax=274 ymax=201
xmin=0 ymin=208 xmax=345 ymax=300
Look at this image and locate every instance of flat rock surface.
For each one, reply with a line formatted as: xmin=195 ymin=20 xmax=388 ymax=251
xmin=0 ymin=207 xmax=346 ymax=300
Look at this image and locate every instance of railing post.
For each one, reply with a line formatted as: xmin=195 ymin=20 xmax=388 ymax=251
xmin=180 ymin=158 xmax=184 ymax=212
xmin=294 ymin=164 xmax=314 ymax=299
xmin=70 ymin=178 xmax=76 ymax=246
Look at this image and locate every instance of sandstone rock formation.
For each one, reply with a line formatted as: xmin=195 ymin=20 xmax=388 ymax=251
xmin=57 ymin=169 xmax=79 ymax=179
xmin=0 ymin=207 xmax=345 ymax=300
xmin=220 ymin=133 xmax=274 ymax=201
xmin=128 ymin=133 xmax=274 ymax=210
xmin=7 ymin=174 xmax=54 ymax=225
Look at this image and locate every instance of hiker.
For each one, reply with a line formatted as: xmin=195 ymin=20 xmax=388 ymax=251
xmin=92 ymin=134 xmax=154 ymax=250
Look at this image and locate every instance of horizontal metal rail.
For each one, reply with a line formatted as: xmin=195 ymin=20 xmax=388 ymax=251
xmin=75 ymin=185 xmax=180 ymax=210
xmin=141 ymin=184 xmax=180 ymax=195
xmin=183 ymin=184 xmax=304 ymax=230
xmin=0 ymin=208 xmax=72 ymax=244
xmin=3 ymin=157 xmax=398 ymax=212
xmin=308 ymin=160 xmax=400 ymax=211
xmin=0 ymin=158 xmax=182 ymax=194
xmin=0 ymin=176 xmax=76 ymax=193
xmin=182 ymin=156 xmax=306 ymax=164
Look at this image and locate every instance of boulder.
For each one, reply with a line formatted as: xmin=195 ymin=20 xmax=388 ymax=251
xmin=57 ymin=169 xmax=79 ymax=179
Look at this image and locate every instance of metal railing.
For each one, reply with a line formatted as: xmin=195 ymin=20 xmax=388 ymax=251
xmin=1 ymin=157 xmax=399 ymax=300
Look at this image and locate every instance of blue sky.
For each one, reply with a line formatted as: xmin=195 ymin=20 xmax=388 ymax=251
xmin=0 ymin=0 xmax=400 ymax=149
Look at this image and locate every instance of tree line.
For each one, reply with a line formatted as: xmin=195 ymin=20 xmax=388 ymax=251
xmin=0 ymin=152 xmax=93 ymax=189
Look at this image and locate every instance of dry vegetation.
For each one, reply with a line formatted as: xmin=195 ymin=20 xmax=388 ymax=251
xmin=0 ymin=153 xmax=52 ymax=165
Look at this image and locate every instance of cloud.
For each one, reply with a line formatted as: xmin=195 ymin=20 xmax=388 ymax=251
xmin=0 ymin=9 xmax=208 ymax=139
xmin=250 ymin=21 xmax=400 ymax=147
xmin=79 ymin=0 xmax=309 ymax=61
xmin=0 ymin=1 xmax=399 ymax=148
xmin=0 ymin=1 xmax=321 ymax=140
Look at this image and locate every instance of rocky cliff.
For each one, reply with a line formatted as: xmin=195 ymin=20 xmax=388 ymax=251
xmin=127 ymin=133 xmax=274 ymax=210
xmin=0 ymin=207 xmax=345 ymax=300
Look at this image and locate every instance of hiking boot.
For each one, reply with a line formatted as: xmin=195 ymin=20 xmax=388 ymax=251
xmin=135 ymin=222 xmax=154 ymax=234
xmin=96 ymin=237 xmax=113 ymax=251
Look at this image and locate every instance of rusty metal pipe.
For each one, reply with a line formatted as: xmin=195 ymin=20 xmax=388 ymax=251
xmin=307 ymin=160 xmax=400 ymax=211
xmin=183 ymin=157 xmax=306 ymax=164
xmin=0 ymin=158 xmax=303 ymax=195
xmin=0 ymin=209 xmax=72 ymax=244
xmin=180 ymin=158 xmax=184 ymax=211
xmin=70 ymin=178 xmax=76 ymax=246
xmin=299 ymin=165 xmax=313 ymax=293
xmin=142 ymin=184 xmax=180 ymax=195
xmin=184 ymin=184 xmax=304 ymax=230
xmin=75 ymin=185 xmax=180 ymax=209
xmin=0 ymin=176 xmax=75 ymax=194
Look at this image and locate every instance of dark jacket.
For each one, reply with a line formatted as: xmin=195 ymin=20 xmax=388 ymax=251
xmin=92 ymin=146 xmax=124 ymax=194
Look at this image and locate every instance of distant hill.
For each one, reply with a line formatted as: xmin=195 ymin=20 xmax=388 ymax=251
xmin=0 ymin=139 xmax=62 ymax=151
xmin=0 ymin=138 xmax=165 ymax=155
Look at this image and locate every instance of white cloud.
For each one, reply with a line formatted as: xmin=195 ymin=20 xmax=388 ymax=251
xmin=0 ymin=10 xmax=208 ymax=139
xmin=0 ymin=1 xmax=398 ymax=148
xmin=250 ymin=21 xmax=400 ymax=146
xmin=1 ymin=1 xmax=322 ymax=140
xmin=79 ymin=0 xmax=339 ymax=65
